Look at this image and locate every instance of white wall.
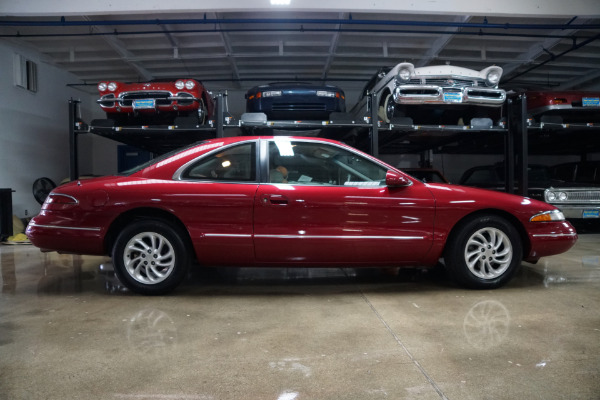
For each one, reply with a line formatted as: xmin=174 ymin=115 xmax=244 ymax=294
xmin=0 ymin=39 xmax=96 ymax=218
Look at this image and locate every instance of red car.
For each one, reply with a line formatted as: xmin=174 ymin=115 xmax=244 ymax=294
xmin=526 ymin=91 xmax=600 ymax=124
xmin=27 ymin=136 xmax=577 ymax=295
xmin=97 ymin=79 xmax=215 ymax=126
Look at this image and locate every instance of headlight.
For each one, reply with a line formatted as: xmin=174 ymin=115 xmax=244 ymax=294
xmin=485 ymin=70 xmax=501 ymax=87
xmin=530 ymin=209 xmax=566 ymax=222
xmin=175 ymin=80 xmax=185 ymax=90
xmin=262 ymin=90 xmax=282 ymax=97
xmin=545 ymin=190 xmax=568 ymax=202
xmin=98 ymin=82 xmax=107 ymax=91
xmin=107 ymin=82 xmax=118 ymax=91
xmin=185 ymin=80 xmax=196 ymax=90
xmin=317 ymin=91 xmax=335 ymax=97
xmin=397 ymin=68 xmax=412 ymax=83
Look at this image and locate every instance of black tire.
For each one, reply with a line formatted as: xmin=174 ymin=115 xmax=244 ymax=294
xmin=444 ymin=215 xmax=522 ymax=289
xmin=378 ymin=92 xmax=395 ymax=123
xmin=197 ymin=98 xmax=207 ymax=125
xmin=112 ymin=220 xmax=190 ymax=295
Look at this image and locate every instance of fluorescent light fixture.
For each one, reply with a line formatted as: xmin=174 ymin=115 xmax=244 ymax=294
xmin=271 ymin=0 xmax=291 ymax=5
xmin=274 ymin=137 xmax=295 ymax=156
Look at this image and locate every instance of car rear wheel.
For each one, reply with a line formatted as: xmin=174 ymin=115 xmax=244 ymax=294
xmin=112 ymin=220 xmax=190 ymax=295
xmin=444 ymin=215 xmax=522 ymax=289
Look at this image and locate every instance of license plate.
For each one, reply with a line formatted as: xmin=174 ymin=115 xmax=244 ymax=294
xmin=443 ymin=92 xmax=462 ymax=103
xmin=582 ymin=97 xmax=600 ymax=107
xmin=133 ymin=99 xmax=155 ymax=109
xmin=582 ymin=209 xmax=600 ymax=218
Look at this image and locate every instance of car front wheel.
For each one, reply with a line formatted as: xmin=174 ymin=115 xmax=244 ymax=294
xmin=112 ymin=220 xmax=190 ymax=295
xmin=378 ymin=92 xmax=395 ymax=123
xmin=444 ymin=215 xmax=522 ymax=289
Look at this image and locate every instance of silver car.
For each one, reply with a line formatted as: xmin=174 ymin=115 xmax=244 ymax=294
xmin=354 ymin=63 xmax=506 ymax=124
xmin=545 ymin=161 xmax=600 ymax=220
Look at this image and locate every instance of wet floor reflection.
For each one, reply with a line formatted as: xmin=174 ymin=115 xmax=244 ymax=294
xmin=2 ymin=232 xmax=599 ymax=297
xmin=462 ymin=300 xmax=510 ymax=350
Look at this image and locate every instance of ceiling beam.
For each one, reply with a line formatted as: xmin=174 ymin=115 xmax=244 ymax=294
xmin=501 ymin=17 xmax=594 ymax=79
xmin=415 ymin=15 xmax=471 ymax=67
xmin=82 ymin=16 xmax=153 ymax=81
xmin=2 ymin=0 xmax=600 ymax=18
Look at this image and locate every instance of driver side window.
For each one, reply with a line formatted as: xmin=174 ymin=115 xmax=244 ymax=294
xmin=268 ymin=139 xmax=387 ymax=186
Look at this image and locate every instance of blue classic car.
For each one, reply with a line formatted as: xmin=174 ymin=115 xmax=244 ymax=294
xmin=245 ymin=82 xmax=346 ymax=121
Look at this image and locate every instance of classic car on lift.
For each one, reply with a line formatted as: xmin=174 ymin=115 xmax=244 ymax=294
xmin=96 ymin=79 xmax=215 ymax=126
xmin=245 ymin=82 xmax=346 ymax=120
xmin=352 ymin=63 xmax=506 ymax=125
xmin=27 ymin=136 xmax=577 ymax=295
xmin=525 ymin=91 xmax=600 ymax=125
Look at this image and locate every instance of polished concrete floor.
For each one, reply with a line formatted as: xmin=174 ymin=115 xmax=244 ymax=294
xmin=1 ymin=233 xmax=599 ymax=400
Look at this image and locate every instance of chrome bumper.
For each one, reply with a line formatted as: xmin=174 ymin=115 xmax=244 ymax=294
xmin=393 ymin=85 xmax=506 ymax=105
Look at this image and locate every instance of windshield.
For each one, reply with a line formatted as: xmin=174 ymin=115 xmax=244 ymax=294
xmin=119 ymin=141 xmax=208 ymax=176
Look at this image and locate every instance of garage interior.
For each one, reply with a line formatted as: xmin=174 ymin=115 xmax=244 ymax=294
xmin=1 ymin=1 xmax=600 ymax=399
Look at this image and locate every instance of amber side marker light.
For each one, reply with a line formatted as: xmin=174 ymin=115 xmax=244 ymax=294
xmin=530 ymin=210 xmax=565 ymax=222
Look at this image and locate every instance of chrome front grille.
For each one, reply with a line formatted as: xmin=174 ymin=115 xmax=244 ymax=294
xmin=565 ymin=190 xmax=600 ymax=203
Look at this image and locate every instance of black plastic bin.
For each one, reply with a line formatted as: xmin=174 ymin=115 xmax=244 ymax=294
xmin=0 ymin=189 xmax=14 ymax=240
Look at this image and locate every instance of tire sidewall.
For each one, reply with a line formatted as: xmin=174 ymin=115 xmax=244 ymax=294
xmin=378 ymin=92 xmax=394 ymax=123
xmin=112 ymin=220 xmax=189 ymax=295
xmin=445 ymin=215 xmax=522 ymax=289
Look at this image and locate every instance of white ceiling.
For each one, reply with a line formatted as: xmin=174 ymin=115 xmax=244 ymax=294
xmin=1 ymin=1 xmax=600 ymax=94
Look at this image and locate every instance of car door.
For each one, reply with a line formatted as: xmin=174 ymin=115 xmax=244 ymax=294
xmin=174 ymin=140 xmax=259 ymax=265
xmin=253 ymin=138 xmax=436 ymax=265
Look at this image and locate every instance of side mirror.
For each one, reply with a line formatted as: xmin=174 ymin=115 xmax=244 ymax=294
xmin=385 ymin=170 xmax=412 ymax=188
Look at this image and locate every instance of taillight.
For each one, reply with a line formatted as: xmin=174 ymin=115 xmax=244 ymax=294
xmin=43 ymin=194 xmax=78 ymax=210
xmin=550 ymin=98 xmax=568 ymax=105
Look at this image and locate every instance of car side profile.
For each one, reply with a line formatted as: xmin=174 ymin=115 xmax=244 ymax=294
xmin=97 ymin=79 xmax=215 ymax=126
xmin=27 ymin=136 xmax=577 ymax=295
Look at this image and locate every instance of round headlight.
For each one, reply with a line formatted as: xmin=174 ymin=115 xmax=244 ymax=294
xmin=175 ymin=80 xmax=185 ymax=90
xmin=107 ymin=82 xmax=118 ymax=92
xmin=546 ymin=191 xmax=556 ymax=202
xmin=398 ymin=68 xmax=411 ymax=83
xmin=98 ymin=82 xmax=107 ymax=91
xmin=185 ymin=80 xmax=196 ymax=90
xmin=486 ymin=70 xmax=501 ymax=87
xmin=558 ymin=192 xmax=568 ymax=201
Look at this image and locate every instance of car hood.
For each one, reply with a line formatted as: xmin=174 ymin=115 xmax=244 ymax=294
xmin=423 ymin=182 xmax=556 ymax=212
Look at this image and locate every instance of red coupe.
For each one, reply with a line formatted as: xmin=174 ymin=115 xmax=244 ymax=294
xmin=97 ymin=79 xmax=215 ymax=126
xmin=27 ymin=136 xmax=577 ymax=294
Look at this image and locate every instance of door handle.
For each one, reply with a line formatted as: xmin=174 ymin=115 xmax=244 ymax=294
xmin=262 ymin=194 xmax=289 ymax=205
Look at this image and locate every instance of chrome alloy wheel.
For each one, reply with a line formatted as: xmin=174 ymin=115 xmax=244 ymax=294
xmin=123 ymin=232 xmax=176 ymax=285
xmin=464 ymin=227 xmax=513 ymax=280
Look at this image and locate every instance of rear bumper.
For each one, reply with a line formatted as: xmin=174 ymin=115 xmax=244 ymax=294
xmin=26 ymin=220 xmax=106 ymax=255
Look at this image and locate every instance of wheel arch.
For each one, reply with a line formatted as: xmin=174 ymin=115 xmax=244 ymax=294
xmin=104 ymin=207 xmax=195 ymax=260
xmin=443 ymin=209 xmax=531 ymax=260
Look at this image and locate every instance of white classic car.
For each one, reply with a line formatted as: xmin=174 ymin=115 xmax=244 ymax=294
xmin=353 ymin=63 xmax=506 ymax=125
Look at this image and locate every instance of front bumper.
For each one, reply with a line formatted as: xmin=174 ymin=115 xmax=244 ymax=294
xmin=547 ymin=205 xmax=600 ymax=220
xmin=525 ymin=220 xmax=578 ymax=262
xmin=393 ymin=85 xmax=506 ymax=105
